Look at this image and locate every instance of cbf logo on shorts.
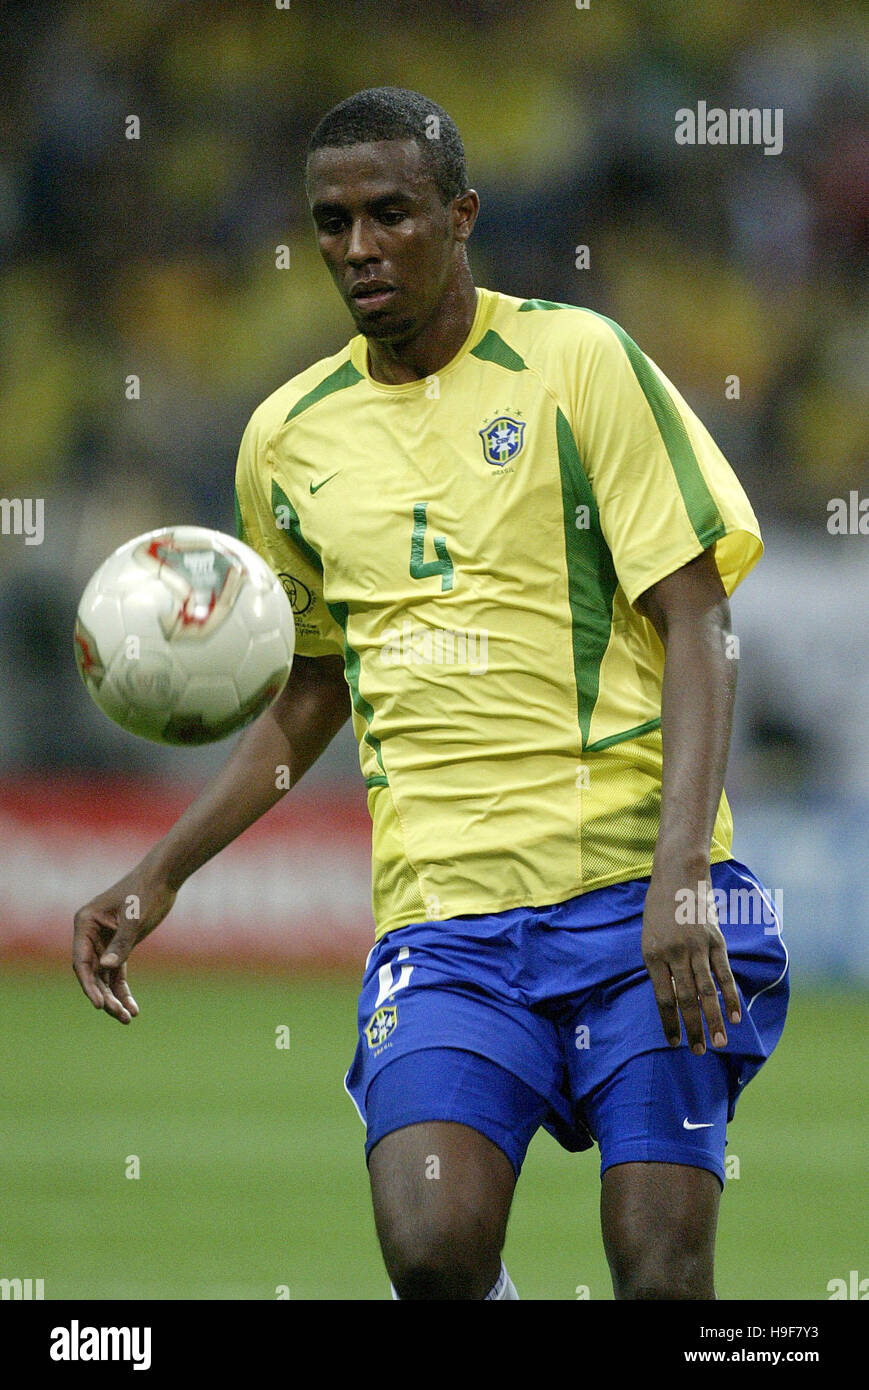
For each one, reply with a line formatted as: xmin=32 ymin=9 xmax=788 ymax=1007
xmin=365 ymin=1006 xmax=398 ymax=1049
xmin=479 ymin=416 xmax=525 ymax=466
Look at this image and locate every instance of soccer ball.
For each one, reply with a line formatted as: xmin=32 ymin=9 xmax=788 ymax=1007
xmin=74 ymin=525 xmax=295 ymax=744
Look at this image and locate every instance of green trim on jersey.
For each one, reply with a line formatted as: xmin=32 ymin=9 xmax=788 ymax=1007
xmin=327 ymin=597 xmax=387 ymax=776
xmin=284 ymin=359 xmax=363 ymax=424
xmin=585 ymin=715 xmax=662 ymax=753
xmin=234 ymin=486 xmax=244 ymax=543
xmin=271 ymin=480 xmax=323 ymax=573
xmin=519 ymin=298 xmax=576 ymax=312
xmin=519 ymin=298 xmax=727 ymax=549
xmin=470 ymin=329 xmax=527 ymax=373
xmin=555 ymin=406 xmax=619 ymax=747
xmin=592 ymin=312 xmax=726 ymax=548
xmin=271 ymin=480 xmax=386 ymax=779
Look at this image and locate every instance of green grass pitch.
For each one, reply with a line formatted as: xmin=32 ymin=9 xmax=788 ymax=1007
xmin=1 ymin=967 xmax=865 ymax=1300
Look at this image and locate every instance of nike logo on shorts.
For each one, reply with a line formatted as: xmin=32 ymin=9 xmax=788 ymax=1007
xmin=683 ymin=1118 xmax=715 ymax=1130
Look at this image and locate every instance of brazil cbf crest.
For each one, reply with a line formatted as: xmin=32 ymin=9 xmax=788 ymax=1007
xmin=479 ymin=416 xmax=525 ymax=466
xmin=365 ymin=1005 xmax=398 ymax=1050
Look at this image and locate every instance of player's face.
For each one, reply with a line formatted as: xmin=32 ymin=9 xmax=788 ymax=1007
xmin=307 ymin=140 xmax=463 ymax=344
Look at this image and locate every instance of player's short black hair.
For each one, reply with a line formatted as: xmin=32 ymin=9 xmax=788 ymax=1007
xmin=306 ymin=87 xmax=468 ymax=204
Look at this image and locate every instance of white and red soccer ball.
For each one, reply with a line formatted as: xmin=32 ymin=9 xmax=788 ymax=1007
xmin=74 ymin=526 xmax=295 ymax=744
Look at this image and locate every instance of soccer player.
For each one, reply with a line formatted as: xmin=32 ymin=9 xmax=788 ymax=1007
xmin=73 ymin=87 xmax=789 ymax=1301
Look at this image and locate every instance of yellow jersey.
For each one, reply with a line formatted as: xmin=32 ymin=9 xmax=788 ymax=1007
xmin=235 ymin=288 xmax=762 ymax=939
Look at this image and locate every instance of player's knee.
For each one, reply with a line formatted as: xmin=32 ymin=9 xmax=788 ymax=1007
xmin=391 ymin=1255 xmax=484 ymax=1300
xmin=382 ymin=1215 xmax=501 ymax=1300
xmin=605 ymin=1197 xmax=715 ymax=1299
xmin=615 ymin=1267 xmax=714 ymax=1300
xmin=611 ymin=1243 xmax=714 ymax=1300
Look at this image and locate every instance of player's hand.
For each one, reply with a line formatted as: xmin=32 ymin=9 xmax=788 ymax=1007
xmin=72 ymin=866 xmax=177 ymax=1024
xmin=641 ymin=871 xmax=741 ymax=1055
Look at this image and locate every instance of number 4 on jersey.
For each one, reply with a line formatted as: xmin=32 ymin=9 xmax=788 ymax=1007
xmin=410 ymin=502 xmax=454 ymax=592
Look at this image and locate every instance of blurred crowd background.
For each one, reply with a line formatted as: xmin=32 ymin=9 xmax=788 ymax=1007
xmin=0 ymin=0 xmax=866 ymax=970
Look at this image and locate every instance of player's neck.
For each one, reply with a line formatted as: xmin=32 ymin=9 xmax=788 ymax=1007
xmin=366 ymin=269 xmax=478 ymax=385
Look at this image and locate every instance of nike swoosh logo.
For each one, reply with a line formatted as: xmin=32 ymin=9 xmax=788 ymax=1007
xmin=683 ymin=1119 xmax=715 ymax=1130
xmin=310 ymin=471 xmax=340 ymax=494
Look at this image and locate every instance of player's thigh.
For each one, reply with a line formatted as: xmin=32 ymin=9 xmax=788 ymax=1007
xmin=364 ymin=1047 xmax=546 ymax=1286
xmin=600 ymin=1161 xmax=721 ymax=1298
xmin=368 ymin=1118 xmax=516 ymax=1272
xmin=586 ymin=1046 xmax=728 ymax=1298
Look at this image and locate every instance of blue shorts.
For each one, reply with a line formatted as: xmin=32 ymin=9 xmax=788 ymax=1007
xmin=344 ymin=859 xmax=789 ymax=1185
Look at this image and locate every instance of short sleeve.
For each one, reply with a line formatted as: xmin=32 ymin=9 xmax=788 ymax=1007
xmin=569 ymin=313 xmax=763 ymax=608
xmin=234 ymin=411 xmax=345 ymax=659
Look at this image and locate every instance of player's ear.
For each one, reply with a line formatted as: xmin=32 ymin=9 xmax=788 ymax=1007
xmin=452 ymin=189 xmax=479 ymax=243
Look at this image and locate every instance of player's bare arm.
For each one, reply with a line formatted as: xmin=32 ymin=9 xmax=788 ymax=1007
xmin=72 ymin=653 xmax=348 ymax=1024
xmin=635 ymin=547 xmax=742 ymax=1055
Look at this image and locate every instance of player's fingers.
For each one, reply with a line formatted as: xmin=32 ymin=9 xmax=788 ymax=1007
xmin=671 ymin=966 xmax=706 ymax=1054
xmin=72 ymin=955 xmax=106 ymax=1009
xmin=646 ymin=962 xmax=681 ymax=1047
xmin=691 ymin=953 xmax=728 ymax=1049
xmin=113 ymin=969 xmax=139 ymax=1018
xmin=97 ymin=971 xmax=132 ymax=1024
xmin=710 ymin=939 xmax=741 ymax=1026
xmin=72 ymin=923 xmax=109 ymax=1009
